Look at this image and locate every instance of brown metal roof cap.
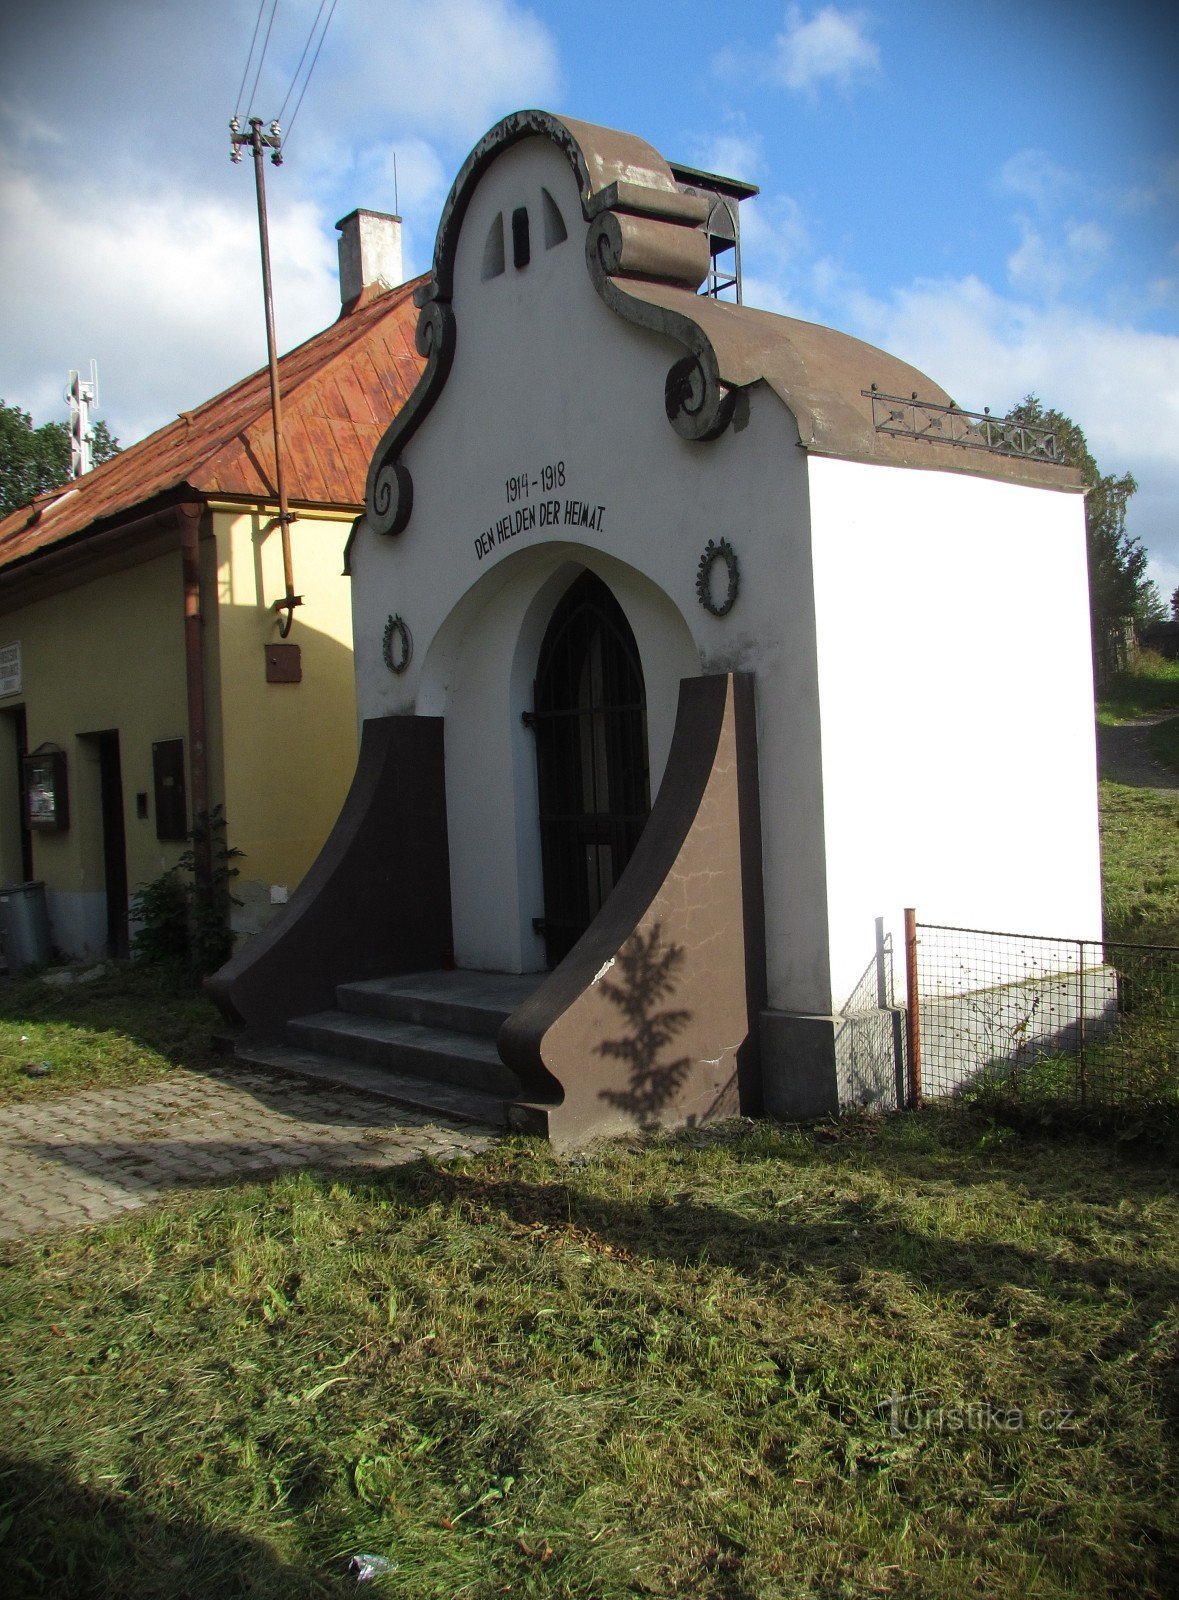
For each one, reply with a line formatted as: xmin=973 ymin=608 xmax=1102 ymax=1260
xmin=624 ymin=281 xmax=1082 ymax=488
xmin=551 ymin=113 xmax=684 ymax=203
xmin=418 ymin=112 xmax=1077 ymax=489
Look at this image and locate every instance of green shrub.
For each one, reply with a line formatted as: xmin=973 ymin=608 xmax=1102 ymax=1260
xmin=1098 ymin=649 xmax=1179 ymax=722
xmin=131 ymin=807 xmax=243 ymax=980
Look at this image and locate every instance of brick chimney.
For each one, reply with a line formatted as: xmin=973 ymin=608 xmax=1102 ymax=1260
xmin=335 ymin=209 xmax=404 ymax=308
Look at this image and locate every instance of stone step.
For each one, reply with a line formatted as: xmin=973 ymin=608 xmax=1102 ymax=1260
xmin=287 ymin=1010 xmax=526 ymax=1098
xmin=337 ymin=969 xmax=543 ymax=1039
xmin=232 ymin=1039 xmax=549 ymax=1134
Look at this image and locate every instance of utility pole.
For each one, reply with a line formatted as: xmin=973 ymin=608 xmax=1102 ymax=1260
xmin=66 ymin=362 xmax=98 ymax=478
xmin=230 ymin=115 xmax=302 ymax=637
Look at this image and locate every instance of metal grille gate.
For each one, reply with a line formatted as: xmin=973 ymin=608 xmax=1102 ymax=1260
xmin=527 ymin=572 xmax=650 ymax=969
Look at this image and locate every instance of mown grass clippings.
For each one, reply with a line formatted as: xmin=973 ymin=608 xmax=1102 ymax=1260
xmin=1099 ymin=781 xmax=1179 ymax=947
xmin=1 ymin=1119 xmax=1177 ymax=1599
xmin=1097 ymin=651 xmax=1179 ymax=724
xmin=0 ymin=964 xmax=222 ymax=1105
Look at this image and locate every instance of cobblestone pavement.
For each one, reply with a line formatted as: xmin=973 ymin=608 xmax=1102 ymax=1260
xmin=0 ymin=1068 xmax=495 ymax=1241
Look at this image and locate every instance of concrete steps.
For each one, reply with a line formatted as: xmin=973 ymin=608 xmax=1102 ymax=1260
xmin=233 ymin=969 xmax=551 ymax=1135
xmin=337 ymin=970 xmax=542 ymax=1038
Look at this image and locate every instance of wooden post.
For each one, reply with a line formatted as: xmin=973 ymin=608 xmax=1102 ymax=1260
xmin=904 ymin=907 xmax=922 ymax=1109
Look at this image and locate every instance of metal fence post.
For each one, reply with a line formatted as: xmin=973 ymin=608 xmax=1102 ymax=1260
xmin=1078 ymin=938 xmax=1087 ymax=1105
xmin=904 ymin=908 xmax=922 ymax=1109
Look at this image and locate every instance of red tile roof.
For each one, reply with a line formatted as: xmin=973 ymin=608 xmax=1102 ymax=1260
xmin=0 ymin=277 xmax=427 ymax=571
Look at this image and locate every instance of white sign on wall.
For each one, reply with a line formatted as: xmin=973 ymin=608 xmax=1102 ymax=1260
xmin=0 ymin=642 xmax=21 ymax=698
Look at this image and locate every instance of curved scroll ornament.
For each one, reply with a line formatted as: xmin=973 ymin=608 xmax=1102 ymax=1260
xmin=696 ymin=538 xmax=739 ymax=617
xmin=665 ymin=356 xmax=734 ymax=443
xmin=365 ymin=300 xmax=457 ymax=538
xmin=382 ymin=614 xmax=412 ymax=674
xmin=358 ymin=110 xmax=740 ymax=559
xmin=586 ymin=215 xmax=734 ymax=443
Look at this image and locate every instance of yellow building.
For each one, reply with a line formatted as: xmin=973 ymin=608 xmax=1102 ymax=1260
xmin=0 ymin=213 xmax=422 ymax=961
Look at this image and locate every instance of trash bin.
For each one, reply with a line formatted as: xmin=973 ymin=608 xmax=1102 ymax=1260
xmin=0 ymin=881 xmax=52 ymax=973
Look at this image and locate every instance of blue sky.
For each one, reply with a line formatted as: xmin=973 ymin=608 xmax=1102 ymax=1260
xmin=2 ymin=0 xmax=1176 ymax=599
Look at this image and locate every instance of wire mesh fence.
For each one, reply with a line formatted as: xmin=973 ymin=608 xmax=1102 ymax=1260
xmin=908 ymin=919 xmax=1178 ymax=1110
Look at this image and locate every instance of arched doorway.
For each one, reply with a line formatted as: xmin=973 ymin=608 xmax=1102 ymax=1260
xmin=530 ymin=571 xmax=650 ymax=967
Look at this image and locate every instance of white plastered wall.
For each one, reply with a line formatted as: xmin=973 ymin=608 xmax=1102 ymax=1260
xmin=418 ymin=546 xmax=697 ymax=972
xmin=808 ymin=454 xmax=1101 ymax=1007
xmin=348 ymin=136 xmax=829 ymax=992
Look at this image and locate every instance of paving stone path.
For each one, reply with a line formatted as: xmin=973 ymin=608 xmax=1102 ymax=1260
xmin=0 ymin=1067 xmax=495 ymax=1241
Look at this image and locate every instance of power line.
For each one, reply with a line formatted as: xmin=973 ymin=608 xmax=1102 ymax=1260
xmin=277 ymin=0 xmax=329 ymax=127
xmin=244 ymin=0 xmax=281 ymax=121
xmin=283 ymin=0 xmax=339 ymax=145
xmin=232 ymin=0 xmax=268 ymax=121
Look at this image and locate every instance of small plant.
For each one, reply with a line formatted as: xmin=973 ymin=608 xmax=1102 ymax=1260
xmin=1097 ymin=648 xmax=1179 ymax=723
xmin=132 ymin=807 xmax=243 ymax=979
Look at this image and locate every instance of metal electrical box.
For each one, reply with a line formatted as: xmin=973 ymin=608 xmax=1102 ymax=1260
xmin=152 ymin=738 xmax=188 ymax=841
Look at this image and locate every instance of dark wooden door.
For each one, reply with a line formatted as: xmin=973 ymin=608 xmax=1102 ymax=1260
xmin=531 ymin=572 xmax=650 ymax=968
xmin=97 ymin=731 xmax=129 ymax=958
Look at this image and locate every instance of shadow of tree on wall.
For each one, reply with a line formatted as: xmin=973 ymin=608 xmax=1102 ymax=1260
xmin=595 ymin=925 xmax=693 ymax=1124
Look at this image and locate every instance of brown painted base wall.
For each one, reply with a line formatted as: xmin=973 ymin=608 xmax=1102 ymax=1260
xmin=501 ymin=672 xmax=766 ymax=1148
xmin=207 ymin=715 xmax=453 ymax=1031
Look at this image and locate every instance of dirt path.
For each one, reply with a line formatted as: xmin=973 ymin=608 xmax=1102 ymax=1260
xmin=1097 ymin=714 xmax=1179 ymax=792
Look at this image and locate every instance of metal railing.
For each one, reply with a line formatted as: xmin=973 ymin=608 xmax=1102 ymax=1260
xmin=864 ymin=389 xmax=1059 ymax=462
xmin=904 ymin=913 xmax=1178 ymax=1110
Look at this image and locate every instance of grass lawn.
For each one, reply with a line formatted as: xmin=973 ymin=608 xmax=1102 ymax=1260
xmin=1100 ymin=781 xmax=1179 ymax=948
xmin=1097 ymin=650 xmax=1179 ymax=784
xmin=0 ymin=964 xmax=222 ymax=1105
xmin=2 ymin=1122 xmax=1177 ymax=1600
xmin=0 ymin=699 xmax=1176 ymax=1597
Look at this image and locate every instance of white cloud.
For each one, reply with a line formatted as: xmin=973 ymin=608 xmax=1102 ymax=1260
xmin=325 ymin=0 xmax=560 ymax=144
xmin=1146 ymin=552 xmax=1179 ymax=609
xmin=741 ymin=194 xmax=813 ymax=281
xmin=996 ymin=149 xmax=1077 ymax=209
xmin=810 ymin=270 xmax=1179 ymax=574
xmin=835 ymin=274 xmax=1178 ymax=463
xmin=688 ymin=130 xmax=765 ymax=185
xmin=1066 ymin=221 xmax=1111 ymax=256
xmin=0 ymin=158 xmax=339 ymax=446
xmin=0 ymin=0 xmax=563 ymax=444
xmin=772 ymin=5 xmax=879 ymax=95
xmin=1006 ymin=217 xmax=1110 ymax=297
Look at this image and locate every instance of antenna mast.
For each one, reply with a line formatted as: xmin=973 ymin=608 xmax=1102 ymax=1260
xmin=66 ymin=362 xmax=98 ymax=478
xmin=229 ymin=114 xmax=302 ymax=638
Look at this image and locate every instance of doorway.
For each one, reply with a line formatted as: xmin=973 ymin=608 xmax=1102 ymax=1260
xmin=0 ymin=707 xmax=33 ymax=884
xmin=80 ymin=730 xmax=129 ymax=958
xmin=531 ymin=571 xmax=650 ymax=967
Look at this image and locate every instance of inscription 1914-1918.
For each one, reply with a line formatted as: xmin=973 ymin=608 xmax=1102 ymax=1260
xmin=474 ymin=463 xmax=607 ymax=560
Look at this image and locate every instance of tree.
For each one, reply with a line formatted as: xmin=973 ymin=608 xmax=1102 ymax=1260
xmin=0 ymin=399 xmax=120 ymax=518
xmin=1007 ymin=394 xmax=1160 ymax=630
xmin=1171 ymin=585 xmax=1179 ymax=624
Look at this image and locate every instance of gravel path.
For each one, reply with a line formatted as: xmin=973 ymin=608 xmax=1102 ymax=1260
xmin=0 ymin=1066 xmax=493 ymax=1240
xmin=1097 ymin=714 xmax=1179 ymax=792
